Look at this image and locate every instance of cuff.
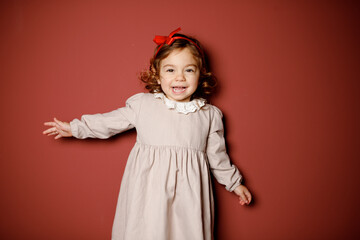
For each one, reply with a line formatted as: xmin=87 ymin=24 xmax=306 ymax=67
xmin=226 ymin=177 xmax=243 ymax=192
xmin=69 ymin=120 xmax=79 ymax=138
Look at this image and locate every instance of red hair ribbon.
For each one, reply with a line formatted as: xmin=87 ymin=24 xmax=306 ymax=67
xmin=153 ymin=27 xmax=204 ymax=58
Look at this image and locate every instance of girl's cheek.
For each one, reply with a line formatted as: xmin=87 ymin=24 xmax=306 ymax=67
xmin=161 ymin=72 xmax=171 ymax=78
xmin=185 ymin=72 xmax=196 ymax=78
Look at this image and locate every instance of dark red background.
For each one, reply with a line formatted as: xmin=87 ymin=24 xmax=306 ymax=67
xmin=1 ymin=0 xmax=359 ymax=239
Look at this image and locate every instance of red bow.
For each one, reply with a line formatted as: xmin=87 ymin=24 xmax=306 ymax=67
xmin=153 ymin=27 xmax=182 ymax=46
xmin=152 ymin=27 xmax=204 ymax=58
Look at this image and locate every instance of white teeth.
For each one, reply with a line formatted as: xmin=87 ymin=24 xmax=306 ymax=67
xmin=172 ymin=87 xmax=186 ymax=93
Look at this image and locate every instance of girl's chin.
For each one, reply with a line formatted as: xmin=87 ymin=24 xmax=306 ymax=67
xmin=166 ymin=94 xmax=191 ymax=102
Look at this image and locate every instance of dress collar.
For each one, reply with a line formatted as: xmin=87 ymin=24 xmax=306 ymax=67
xmin=154 ymin=92 xmax=206 ymax=114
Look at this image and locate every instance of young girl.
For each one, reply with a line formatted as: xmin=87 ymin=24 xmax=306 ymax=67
xmin=43 ymin=28 xmax=252 ymax=240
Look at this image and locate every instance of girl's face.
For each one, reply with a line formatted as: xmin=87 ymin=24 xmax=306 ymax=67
xmin=158 ymin=47 xmax=200 ymax=102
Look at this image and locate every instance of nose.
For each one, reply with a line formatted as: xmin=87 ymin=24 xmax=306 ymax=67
xmin=175 ymin=72 xmax=185 ymax=81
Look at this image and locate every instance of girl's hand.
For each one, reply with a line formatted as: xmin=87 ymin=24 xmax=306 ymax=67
xmin=233 ymin=185 xmax=252 ymax=206
xmin=43 ymin=118 xmax=72 ymax=139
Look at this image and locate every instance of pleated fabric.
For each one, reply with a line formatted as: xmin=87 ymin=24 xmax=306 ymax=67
xmin=70 ymin=93 xmax=242 ymax=240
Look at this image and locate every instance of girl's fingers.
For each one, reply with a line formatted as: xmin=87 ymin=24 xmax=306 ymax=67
xmin=54 ymin=133 xmax=62 ymax=139
xmin=239 ymin=191 xmax=249 ymax=204
xmin=44 ymin=118 xmax=62 ymax=127
xmin=43 ymin=119 xmax=70 ymax=138
xmin=245 ymin=191 xmax=252 ymax=204
xmin=234 ymin=186 xmax=252 ymax=205
xmin=43 ymin=127 xmax=57 ymax=135
xmin=54 ymin=118 xmax=64 ymax=127
xmin=54 ymin=118 xmax=69 ymax=132
xmin=53 ymin=118 xmax=62 ymax=126
xmin=48 ymin=132 xmax=58 ymax=136
xmin=44 ymin=122 xmax=56 ymax=127
xmin=47 ymin=131 xmax=57 ymax=136
xmin=43 ymin=126 xmax=61 ymax=136
xmin=43 ymin=122 xmax=58 ymax=134
xmin=54 ymin=122 xmax=62 ymax=130
xmin=57 ymin=129 xmax=67 ymax=136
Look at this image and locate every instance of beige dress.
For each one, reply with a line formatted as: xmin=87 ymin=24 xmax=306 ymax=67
xmin=70 ymin=93 xmax=242 ymax=240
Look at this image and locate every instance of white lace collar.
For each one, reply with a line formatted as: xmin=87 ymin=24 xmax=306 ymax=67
xmin=154 ymin=92 xmax=206 ymax=114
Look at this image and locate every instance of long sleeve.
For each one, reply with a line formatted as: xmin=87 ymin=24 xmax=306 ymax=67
xmin=206 ymin=106 xmax=242 ymax=192
xmin=70 ymin=93 xmax=143 ymax=139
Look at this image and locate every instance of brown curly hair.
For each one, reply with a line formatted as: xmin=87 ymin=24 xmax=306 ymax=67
xmin=140 ymin=33 xmax=217 ymax=101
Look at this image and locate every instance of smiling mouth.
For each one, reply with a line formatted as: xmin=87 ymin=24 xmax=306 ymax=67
xmin=172 ymin=87 xmax=187 ymax=93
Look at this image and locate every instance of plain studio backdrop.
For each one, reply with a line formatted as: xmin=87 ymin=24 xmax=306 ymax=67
xmin=0 ymin=0 xmax=359 ymax=239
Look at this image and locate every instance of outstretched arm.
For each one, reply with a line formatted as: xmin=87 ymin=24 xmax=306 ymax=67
xmin=42 ymin=94 xmax=143 ymax=140
xmin=233 ymin=185 xmax=252 ymax=205
xmin=43 ymin=118 xmax=73 ymax=139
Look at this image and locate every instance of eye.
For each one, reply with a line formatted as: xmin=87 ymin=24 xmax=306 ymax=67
xmin=185 ymin=68 xmax=195 ymax=73
xmin=166 ymin=69 xmax=174 ymax=73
